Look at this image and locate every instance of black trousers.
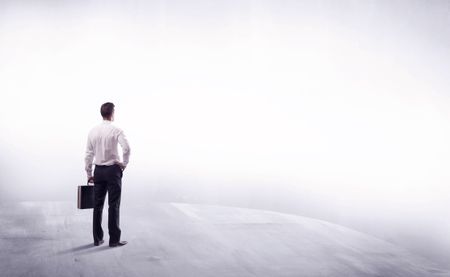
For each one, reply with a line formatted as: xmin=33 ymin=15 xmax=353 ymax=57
xmin=93 ymin=164 xmax=123 ymax=244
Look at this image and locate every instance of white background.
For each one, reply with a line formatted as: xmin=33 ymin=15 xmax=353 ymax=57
xmin=1 ymin=0 xmax=449 ymax=267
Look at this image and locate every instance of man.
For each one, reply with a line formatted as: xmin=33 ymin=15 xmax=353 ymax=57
xmin=85 ymin=102 xmax=130 ymax=247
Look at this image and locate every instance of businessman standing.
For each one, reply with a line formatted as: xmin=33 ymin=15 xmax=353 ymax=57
xmin=85 ymin=102 xmax=130 ymax=247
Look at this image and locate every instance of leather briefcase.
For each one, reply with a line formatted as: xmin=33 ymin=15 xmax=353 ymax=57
xmin=77 ymin=183 xmax=95 ymax=209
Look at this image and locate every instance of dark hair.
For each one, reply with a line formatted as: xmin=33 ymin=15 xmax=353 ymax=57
xmin=100 ymin=102 xmax=115 ymax=119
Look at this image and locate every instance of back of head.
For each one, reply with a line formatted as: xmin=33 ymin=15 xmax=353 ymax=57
xmin=100 ymin=102 xmax=115 ymax=120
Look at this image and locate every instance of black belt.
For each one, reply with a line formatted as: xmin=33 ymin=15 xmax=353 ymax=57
xmin=95 ymin=164 xmax=114 ymax=168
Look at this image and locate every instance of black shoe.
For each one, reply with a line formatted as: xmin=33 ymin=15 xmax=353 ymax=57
xmin=109 ymin=241 xmax=128 ymax=247
xmin=94 ymin=240 xmax=104 ymax=246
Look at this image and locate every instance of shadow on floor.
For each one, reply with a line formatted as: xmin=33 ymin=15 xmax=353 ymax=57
xmin=56 ymin=243 xmax=112 ymax=255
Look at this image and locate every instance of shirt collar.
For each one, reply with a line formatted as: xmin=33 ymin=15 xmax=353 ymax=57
xmin=103 ymin=119 xmax=112 ymax=124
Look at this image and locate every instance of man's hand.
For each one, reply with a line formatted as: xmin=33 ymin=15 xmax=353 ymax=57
xmin=115 ymin=162 xmax=126 ymax=171
xmin=87 ymin=176 xmax=95 ymax=184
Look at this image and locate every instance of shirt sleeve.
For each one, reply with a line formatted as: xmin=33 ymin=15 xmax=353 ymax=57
xmin=118 ymin=130 xmax=131 ymax=167
xmin=84 ymin=134 xmax=95 ymax=178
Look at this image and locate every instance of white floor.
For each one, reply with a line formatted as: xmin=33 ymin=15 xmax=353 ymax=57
xmin=0 ymin=201 xmax=448 ymax=277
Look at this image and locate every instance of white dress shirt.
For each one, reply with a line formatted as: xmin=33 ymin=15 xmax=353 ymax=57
xmin=85 ymin=120 xmax=131 ymax=178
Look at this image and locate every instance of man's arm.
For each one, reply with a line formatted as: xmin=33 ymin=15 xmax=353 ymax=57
xmin=118 ymin=130 xmax=130 ymax=170
xmin=85 ymin=134 xmax=95 ymax=182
